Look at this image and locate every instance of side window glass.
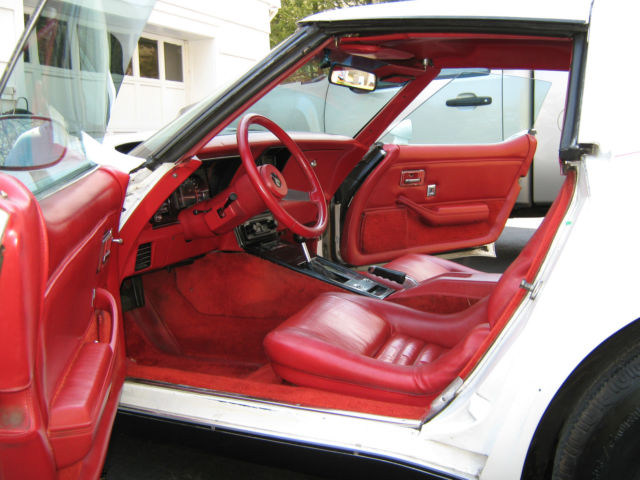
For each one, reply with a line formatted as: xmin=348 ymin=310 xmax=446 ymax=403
xmin=0 ymin=2 xmax=154 ymax=196
xmin=380 ymin=71 xmax=552 ymax=145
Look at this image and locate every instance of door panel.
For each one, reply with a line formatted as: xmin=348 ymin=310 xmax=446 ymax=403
xmin=0 ymin=167 xmax=127 ymax=478
xmin=340 ymin=134 xmax=536 ymax=266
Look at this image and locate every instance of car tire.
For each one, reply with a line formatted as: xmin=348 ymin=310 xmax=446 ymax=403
xmin=552 ymin=342 xmax=640 ymax=480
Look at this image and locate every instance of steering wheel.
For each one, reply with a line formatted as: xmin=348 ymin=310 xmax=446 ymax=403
xmin=237 ymin=113 xmax=328 ymax=239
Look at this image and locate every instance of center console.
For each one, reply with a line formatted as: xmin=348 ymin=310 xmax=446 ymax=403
xmin=236 ymin=213 xmax=395 ymax=299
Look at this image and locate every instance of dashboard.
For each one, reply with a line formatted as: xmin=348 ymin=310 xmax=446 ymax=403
xmin=150 ymin=148 xmax=289 ymax=228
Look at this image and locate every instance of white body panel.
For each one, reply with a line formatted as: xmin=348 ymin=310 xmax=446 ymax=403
xmin=302 ymin=0 xmax=591 ymax=25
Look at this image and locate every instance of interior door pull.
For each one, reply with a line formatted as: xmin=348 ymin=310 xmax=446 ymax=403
xmin=446 ymin=94 xmax=492 ymax=107
xmin=396 ymin=195 xmax=489 ymax=226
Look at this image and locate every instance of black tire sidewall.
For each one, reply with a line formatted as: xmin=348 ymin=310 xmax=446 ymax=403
xmin=553 ymin=348 xmax=640 ymax=480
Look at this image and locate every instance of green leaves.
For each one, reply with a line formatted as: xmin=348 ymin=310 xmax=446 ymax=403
xmin=270 ymin=0 xmax=378 ymax=48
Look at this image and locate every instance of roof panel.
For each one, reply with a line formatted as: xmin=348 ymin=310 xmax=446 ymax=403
xmin=301 ymin=0 xmax=591 ymax=26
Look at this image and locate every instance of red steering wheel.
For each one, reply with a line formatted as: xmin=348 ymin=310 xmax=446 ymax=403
xmin=237 ymin=114 xmax=328 ymax=239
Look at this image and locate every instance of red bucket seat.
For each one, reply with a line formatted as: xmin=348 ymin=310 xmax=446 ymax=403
xmin=264 ymin=172 xmax=575 ymax=406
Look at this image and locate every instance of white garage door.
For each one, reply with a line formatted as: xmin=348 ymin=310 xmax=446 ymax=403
xmin=108 ymin=33 xmax=187 ymax=134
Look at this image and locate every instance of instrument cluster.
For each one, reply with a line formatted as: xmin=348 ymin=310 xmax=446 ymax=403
xmin=150 ymin=147 xmax=289 ymax=228
xmin=151 ymin=169 xmax=211 ymax=226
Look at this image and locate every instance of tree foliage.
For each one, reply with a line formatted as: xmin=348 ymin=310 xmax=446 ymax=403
xmin=270 ymin=0 xmax=380 ymax=48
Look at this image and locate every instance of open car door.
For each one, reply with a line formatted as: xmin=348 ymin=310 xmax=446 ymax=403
xmin=0 ymin=164 xmax=128 ymax=479
xmin=0 ymin=1 xmax=154 ymax=478
xmin=339 ymin=71 xmax=550 ymax=266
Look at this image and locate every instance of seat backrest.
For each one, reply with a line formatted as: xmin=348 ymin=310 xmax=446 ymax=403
xmin=488 ymin=169 xmax=577 ymax=327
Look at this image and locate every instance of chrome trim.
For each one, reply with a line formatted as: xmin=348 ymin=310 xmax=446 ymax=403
xmin=123 ymin=377 xmax=425 ymax=427
xmin=0 ymin=208 xmax=9 ymax=244
xmin=119 ymin=379 xmax=474 ymax=477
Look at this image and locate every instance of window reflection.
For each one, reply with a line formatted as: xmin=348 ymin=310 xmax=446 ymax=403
xmin=138 ymin=37 xmax=159 ymax=79
xmin=164 ymin=42 xmax=183 ymax=82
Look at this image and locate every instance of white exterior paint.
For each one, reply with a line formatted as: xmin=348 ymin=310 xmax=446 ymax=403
xmin=302 ymin=0 xmax=591 ymax=25
xmin=579 ymin=0 xmax=640 ymax=157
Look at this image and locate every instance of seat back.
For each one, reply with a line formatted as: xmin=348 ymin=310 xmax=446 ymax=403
xmin=488 ymin=170 xmax=577 ymax=327
xmin=263 ymin=171 xmax=576 ymax=405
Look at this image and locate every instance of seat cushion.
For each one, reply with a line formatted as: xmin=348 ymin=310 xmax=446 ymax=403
xmin=264 ymin=292 xmax=489 ymax=405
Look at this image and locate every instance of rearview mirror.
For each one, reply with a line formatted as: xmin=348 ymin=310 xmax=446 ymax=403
xmin=0 ymin=114 xmax=69 ymax=170
xmin=329 ymin=65 xmax=377 ymax=92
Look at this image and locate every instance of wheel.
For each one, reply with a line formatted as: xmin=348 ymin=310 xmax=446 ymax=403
xmin=236 ymin=113 xmax=328 ymax=239
xmin=552 ymin=341 xmax=640 ymax=479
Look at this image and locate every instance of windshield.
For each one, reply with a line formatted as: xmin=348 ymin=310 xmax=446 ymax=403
xmin=218 ymin=56 xmax=403 ymax=138
xmin=0 ymin=0 xmax=154 ymax=195
xmin=137 ymin=51 xmax=408 ymax=157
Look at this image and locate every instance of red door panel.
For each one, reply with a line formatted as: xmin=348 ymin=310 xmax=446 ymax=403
xmin=341 ymin=134 xmax=536 ymax=265
xmin=0 ymin=167 xmax=127 ymax=479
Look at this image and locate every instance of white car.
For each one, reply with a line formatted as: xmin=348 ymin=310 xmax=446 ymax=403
xmin=0 ymin=1 xmax=638 ymax=479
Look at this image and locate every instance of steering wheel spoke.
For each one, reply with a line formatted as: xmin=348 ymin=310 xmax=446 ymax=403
xmin=237 ymin=114 xmax=328 ymax=239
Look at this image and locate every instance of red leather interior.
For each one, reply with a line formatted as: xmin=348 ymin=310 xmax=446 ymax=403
xmin=0 ymin=174 xmax=54 ymax=478
xmin=119 ymin=158 xmax=202 ymax=276
xmin=388 ymin=270 xmax=501 ymax=313
xmin=341 ymin=134 xmax=537 ymax=266
xmin=41 ymin=169 xmax=126 ymax=471
xmin=47 ymin=288 xmax=120 ymax=468
xmin=264 ymin=171 xmax=575 ymax=405
xmin=460 ymin=169 xmax=577 ymax=377
xmin=265 ymin=292 xmax=490 ymax=405
xmin=124 ymin=136 xmax=367 ymax=276
xmin=387 ymin=253 xmax=481 ymax=283
xmin=0 ymin=167 xmax=127 ymax=478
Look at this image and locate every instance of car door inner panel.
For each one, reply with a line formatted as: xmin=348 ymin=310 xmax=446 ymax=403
xmin=340 ymin=133 xmax=537 ymax=266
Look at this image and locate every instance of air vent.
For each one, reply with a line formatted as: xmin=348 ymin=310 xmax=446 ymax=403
xmin=134 ymin=242 xmax=152 ymax=271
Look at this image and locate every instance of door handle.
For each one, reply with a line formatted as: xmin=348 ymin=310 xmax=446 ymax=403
xmin=400 ymin=169 xmax=425 ymax=186
xmin=446 ymin=94 xmax=492 ymax=107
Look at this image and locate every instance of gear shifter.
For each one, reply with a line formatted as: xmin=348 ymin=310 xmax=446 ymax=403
xmin=300 ymin=241 xmax=313 ymax=264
